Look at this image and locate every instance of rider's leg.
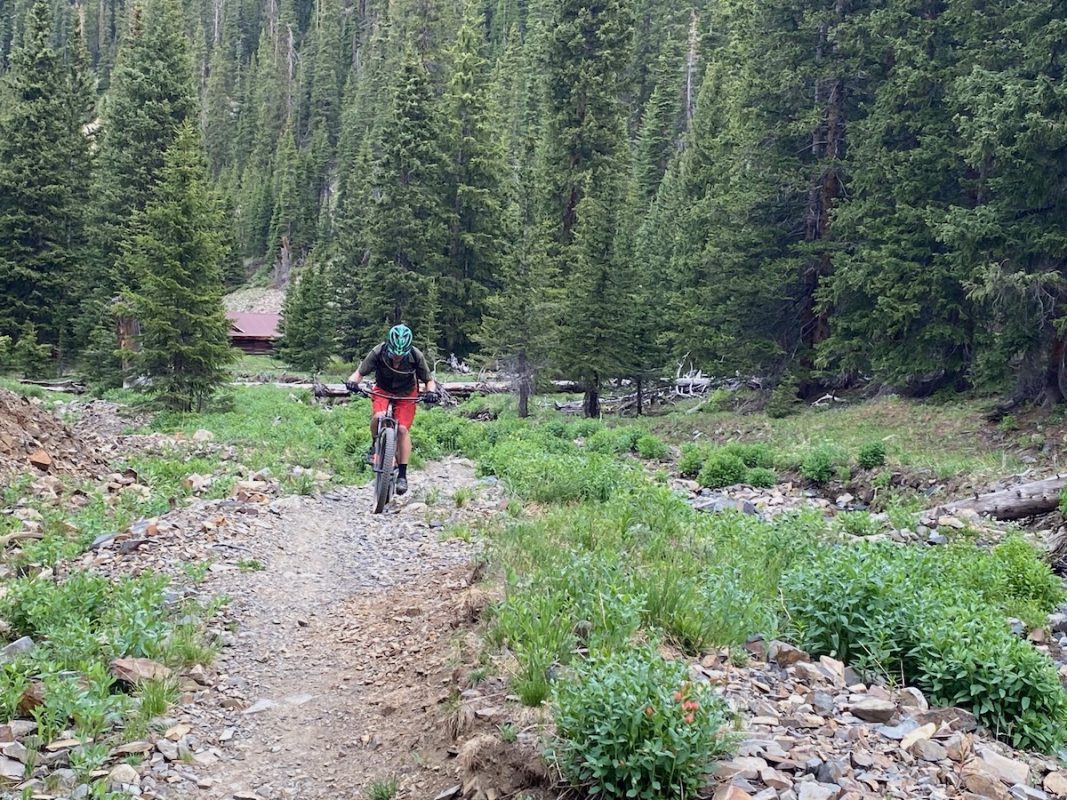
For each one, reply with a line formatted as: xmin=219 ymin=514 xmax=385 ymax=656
xmin=397 ymin=425 xmax=411 ymax=467
xmin=395 ymin=425 xmax=411 ymax=494
xmin=366 ymin=414 xmax=382 ymax=464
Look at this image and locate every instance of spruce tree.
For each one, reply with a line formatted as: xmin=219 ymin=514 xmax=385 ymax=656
xmin=123 ymin=122 xmax=234 ymax=411
xmin=541 ymin=0 xmax=635 ymax=415
xmin=87 ymin=0 xmax=196 ymax=317
xmin=278 ymin=263 xmax=334 ymax=371
xmin=440 ymin=2 xmax=507 ymax=358
xmin=0 ymin=0 xmax=92 ymax=356
xmin=942 ymin=0 xmax=1067 ymax=404
xmin=360 ymin=44 xmax=449 ymax=346
xmin=817 ymin=0 xmax=974 ymax=391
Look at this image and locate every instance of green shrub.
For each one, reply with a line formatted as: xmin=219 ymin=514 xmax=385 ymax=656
xmin=745 ymin=467 xmax=776 ymax=488
xmin=721 ymin=443 xmax=774 ymax=469
xmin=635 ymin=434 xmax=669 ymax=460
xmin=783 ymin=543 xmax=1067 ymax=751
xmin=801 ymin=447 xmax=835 ymax=485
xmin=551 ymin=649 xmax=732 ymax=800
xmin=697 ymin=453 xmax=747 ymax=489
xmin=480 ymin=440 xmax=629 ymax=503
xmin=678 ymin=443 xmax=711 ymax=477
xmin=857 ymin=442 xmax=887 ymax=469
xmin=835 ymin=511 xmax=880 ymax=537
xmin=765 ymin=377 xmax=799 ymax=419
xmin=997 ymin=414 xmax=1019 ymax=433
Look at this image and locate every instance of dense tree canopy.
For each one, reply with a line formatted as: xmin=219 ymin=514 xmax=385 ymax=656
xmin=3 ymin=0 xmax=1067 ymax=412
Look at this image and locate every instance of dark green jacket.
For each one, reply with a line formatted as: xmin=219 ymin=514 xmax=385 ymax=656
xmin=358 ymin=344 xmax=431 ymax=393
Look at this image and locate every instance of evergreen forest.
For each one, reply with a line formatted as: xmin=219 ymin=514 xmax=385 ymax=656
xmin=1 ymin=0 xmax=1066 ymax=413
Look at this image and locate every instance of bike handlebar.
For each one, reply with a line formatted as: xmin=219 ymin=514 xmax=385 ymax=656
xmin=351 ymin=384 xmax=434 ymax=402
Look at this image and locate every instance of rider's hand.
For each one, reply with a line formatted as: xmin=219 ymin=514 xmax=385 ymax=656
xmin=424 ymin=390 xmax=440 ymax=405
xmin=344 ymin=380 xmax=362 ymax=394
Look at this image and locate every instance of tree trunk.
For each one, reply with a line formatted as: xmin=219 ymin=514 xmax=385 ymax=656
xmin=635 ymin=376 xmax=643 ymax=416
xmin=517 ymin=349 xmax=530 ymax=418
xmin=932 ymin=475 xmax=1067 ymax=521
xmin=583 ymin=373 xmax=600 ymax=418
xmin=1044 ymin=333 xmax=1064 ymax=407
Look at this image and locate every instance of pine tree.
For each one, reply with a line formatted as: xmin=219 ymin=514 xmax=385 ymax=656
xmin=277 ymin=263 xmax=334 ymax=371
xmin=817 ymin=0 xmax=974 ymax=392
xmin=123 ymin=122 xmax=234 ymax=411
xmin=942 ymin=0 xmax=1067 ymax=405
xmin=440 ymin=2 xmax=507 ymax=359
xmin=0 ymin=0 xmax=92 ymax=356
xmin=541 ymin=0 xmax=635 ymax=415
xmin=87 ymin=0 xmax=197 ymax=315
xmin=333 ymin=135 xmax=374 ymax=361
xmin=360 ymin=44 xmax=449 ymax=346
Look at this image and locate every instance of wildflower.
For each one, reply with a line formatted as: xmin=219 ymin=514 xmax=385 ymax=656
xmin=684 ymin=713 xmax=695 ymax=724
xmin=645 ymin=706 xmax=654 ymax=717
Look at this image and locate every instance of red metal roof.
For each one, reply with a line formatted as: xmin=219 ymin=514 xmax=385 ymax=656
xmin=227 ymin=312 xmax=281 ymax=339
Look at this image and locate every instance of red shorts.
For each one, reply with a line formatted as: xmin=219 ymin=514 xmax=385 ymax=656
xmin=372 ymin=387 xmax=418 ymax=429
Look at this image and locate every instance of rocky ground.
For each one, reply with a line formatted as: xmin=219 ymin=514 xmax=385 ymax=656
xmin=222 ymin=288 xmax=285 ymax=314
xmin=5 ymin=397 xmax=1067 ymax=799
xmin=0 ymin=389 xmax=111 ymax=481
xmin=48 ymin=458 xmax=504 ymax=800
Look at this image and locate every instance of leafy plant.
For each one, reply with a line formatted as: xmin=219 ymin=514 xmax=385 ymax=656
xmin=237 ymin=559 xmax=264 ymax=572
xmin=635 ymin=434 xmax=669 ymax=461
xmin=551 ymin=648 xmax=732 ymax=800
xmin=783 ymin=541 xmax=1067 ymax=751
xmin=801 ymin=447 xmax=835 ymax=485
xmin=677 ymin=443 xmax=710 ymax=477
xmin=365 ymin=776 xmax=399 ymax=800
xmin=697 ymin=452 xmax=746 ymax=489
xmin=835 ymin=511 xmax=880 ymax=537
xmin=745 ymin=467 xmax=776 ymax=488
xmin=857 ymin=442 xmax=887 ymax=469
xmin=453 ymin=486 xmax=474 ymax=508
xmin=498 ymin=722 xmax=518 ymax=743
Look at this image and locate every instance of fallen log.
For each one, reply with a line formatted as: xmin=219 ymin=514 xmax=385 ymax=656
xmin=932 ymin=475 xmax=1067 ymax=521
xmin=313 ymin=379 xmax=582 ymax=399
xmin=18 ymin=379 xmax=86 ymax=394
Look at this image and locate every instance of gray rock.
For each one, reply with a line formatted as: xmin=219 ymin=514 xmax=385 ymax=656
xmin=0 ymin=636 xmax=34 ymax=662
xmin=90 ymin=532 xmax=117 ymax=549
xmin=1011 ymin=786 xmax=1048 ymax=800
xmin=797 ymin=784 xmax=839 ymax=800
xmin=877 ymin=718 xmax=921 ymax=740
xmin=691 ymin=494 xmax=757 ymax=515
xmin=912 ymin=739 xmax=947 ymax=762
xmin=850 ymin=697 xmax=897 ymax=723
xmin=927 ymin=531 xmax=948 ymax=545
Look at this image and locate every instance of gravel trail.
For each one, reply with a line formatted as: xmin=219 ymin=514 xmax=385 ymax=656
xmin=151 ymin=458 xmax=494 ymax=800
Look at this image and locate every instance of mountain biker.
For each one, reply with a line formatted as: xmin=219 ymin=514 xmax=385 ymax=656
xmin=345 ymin=324 xmax=439 ymax=496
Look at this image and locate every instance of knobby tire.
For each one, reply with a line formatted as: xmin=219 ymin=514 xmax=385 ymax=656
xmin=373 ymin=426 xmax=396 ymax=514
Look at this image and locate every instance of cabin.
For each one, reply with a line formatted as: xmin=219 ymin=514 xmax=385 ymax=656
xmin=226 ymin=312 xmax=281 ymax=355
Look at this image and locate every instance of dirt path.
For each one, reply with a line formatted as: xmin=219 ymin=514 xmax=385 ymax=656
xmin=152 ymin=458 xmax=495 ymax=800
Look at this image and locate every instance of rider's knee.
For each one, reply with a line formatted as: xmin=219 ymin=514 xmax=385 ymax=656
xmin=398 ymin=424 xmax=409 ymax=436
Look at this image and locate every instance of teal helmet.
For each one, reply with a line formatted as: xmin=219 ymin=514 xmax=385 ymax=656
xmin=387 ymin=324 xmax=413 ymax=357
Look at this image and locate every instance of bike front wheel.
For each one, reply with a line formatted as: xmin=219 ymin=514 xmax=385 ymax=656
xmin=373 ymin=426 xmax=397 ymax=514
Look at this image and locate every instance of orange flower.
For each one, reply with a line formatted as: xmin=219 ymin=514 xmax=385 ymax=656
xmin=645 ymin=706 xmax=654 ymax=717
xmin=674 ymin=691 xmax=683 ymax=702
xmin=684 ymin=713 xmax=695 ymax=724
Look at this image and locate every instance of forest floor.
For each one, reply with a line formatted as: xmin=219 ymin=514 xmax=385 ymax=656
xmin=4 ymin=386 xmax=1067 ymax=799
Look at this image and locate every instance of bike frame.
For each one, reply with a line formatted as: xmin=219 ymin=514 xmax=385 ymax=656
xmin=362 ymin=386 xmax=424 ymax=473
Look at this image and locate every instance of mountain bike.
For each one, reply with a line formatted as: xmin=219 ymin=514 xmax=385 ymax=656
xmin=356 ymin=386 xmax=429 ymax=514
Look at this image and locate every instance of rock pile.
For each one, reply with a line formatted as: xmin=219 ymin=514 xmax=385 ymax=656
xmin=0 ymin=389 xmax=109 ymax=482
xmin=710 ymin=641 xmax=1067 ymax=800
